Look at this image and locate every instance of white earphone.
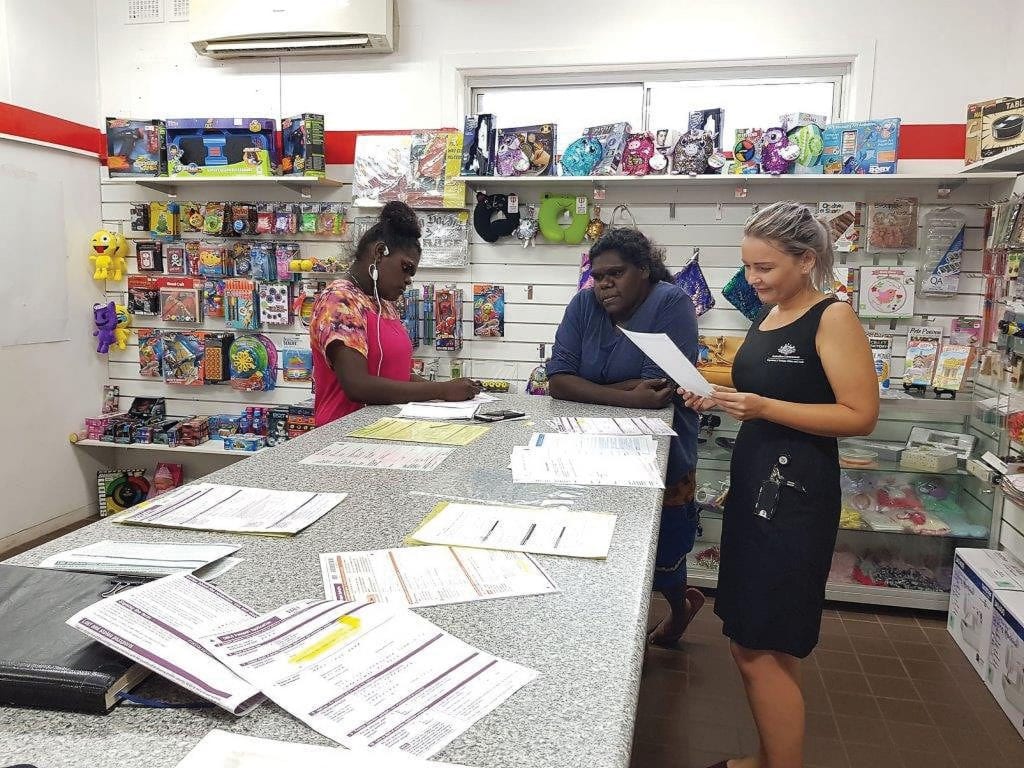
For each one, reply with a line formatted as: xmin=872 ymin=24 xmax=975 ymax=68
xmin=371 ymin=245 xmax=388 ymax=375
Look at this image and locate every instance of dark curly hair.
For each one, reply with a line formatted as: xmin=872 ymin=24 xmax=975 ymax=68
xmin=588 ymin=227 xmax=671 ymax=283
xmin=355 ymin=201 xmax=422 ymax=260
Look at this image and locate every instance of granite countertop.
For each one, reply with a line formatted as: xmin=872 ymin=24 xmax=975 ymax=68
xmin=1 ymin=395 xmax=670 ymax=768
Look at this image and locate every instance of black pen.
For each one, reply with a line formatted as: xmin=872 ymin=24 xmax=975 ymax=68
xmin=481 ymin=520 xmax=499 ymax=542
xmin=553 ymin=526 xmax=566 ymax=550
xmin=520 ymin=523 xmax=536 ymax=546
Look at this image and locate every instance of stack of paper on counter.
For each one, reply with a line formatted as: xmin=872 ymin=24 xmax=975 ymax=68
xmin=319 ymin=545 xmax=558 ymax=608
xmin=408 ymin=501 xmax=617 ymax=559
xmin=300 ymin=441 xmax=455 ymax=472
xmin=114 ymin=483 xmax=346 ymax=536
xmin=397 ymin=392 xmax=497 ymax=421
xmin=175 ymin=730 xmax=473 ymax=767
xmin=510 ymin=445 xmax=665 ymax=488
xmin=348 ymin=417 xmax=489 ymax=446
xmin=37 ymin=540 xmax=239 ymax=579
xmin=546 ymin=416 xmax=676 ymax=436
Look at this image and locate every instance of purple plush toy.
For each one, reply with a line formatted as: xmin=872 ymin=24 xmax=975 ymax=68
xmin=93 ymin=301 xmax=118 ymax=354
xmin=760 ymin=127 xmax=801 ymax=175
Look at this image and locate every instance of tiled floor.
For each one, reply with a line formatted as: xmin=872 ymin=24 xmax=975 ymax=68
xmin=633 ymin=594 xmax=1024 ymax=768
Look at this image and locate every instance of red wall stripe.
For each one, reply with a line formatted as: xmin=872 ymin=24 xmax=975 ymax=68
xmin=896 ymin=124 xmax=966 ymax=161
xmin=0 ymin=102 xmax=100 ymax=154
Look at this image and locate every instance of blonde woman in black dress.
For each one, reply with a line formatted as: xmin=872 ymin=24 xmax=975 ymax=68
xmin=681 ymin=202 xmax=879 ymax=768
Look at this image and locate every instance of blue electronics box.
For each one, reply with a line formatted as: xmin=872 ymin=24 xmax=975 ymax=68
xmin=166 ymin=117 xmax=277 ymax=177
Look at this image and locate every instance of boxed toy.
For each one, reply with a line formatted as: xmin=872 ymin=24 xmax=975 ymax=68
xmin=165 ymin=118 xmax=277 ymax=177
xmin=987 ymin=590 xmax=1024 ymax=738
xmin=406 ymin=129 xmax=465 ymax=208
xmin=281 ymin=113 xmax=325 ymax=177
xmin=974 ymin=97 xmax=1024 ymax=162
xmin=223 ymin=434 xmax=266 ymax=452
xmin=461 ymin=114 xmax=497 ymax=176
xmin=948 ymin=548 xmax=1024 ymax=679
xmin=585 ymin=123 xmax=631 ymax=175
xmin=267 ymin=407 xmax=290 ymax=447
xmin=105 ymin=118 xmax=166 ymax=177
xmin=203 ymin=332 xmax=234 ymax=383
xmin=495 ymin=124 xmax=556 ymax=176
xmin=287 ymin=398 xmax=316 ymax=439
xmin=178 ymin=416 xmax=210 ymax=447
xmin=688 ymin=109 xmax=724 ymax=148
xmin=821 ymin=119 xmax=901 ymax=174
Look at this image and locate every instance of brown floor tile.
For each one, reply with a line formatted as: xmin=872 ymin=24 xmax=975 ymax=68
xmin=841 ymin=741 xmax=905 ymax=768
xmin=876 ymin=610 xmax=922 ymax=626
xmin=932 ymin=643 xmax=974 ymax=669
xmin=1000 ymin=736 xmax=1024 ymax=762
xmin=915 ymin=612 xmax=947 ymax=627
xmin=902 ymin=658 xmax=954 ymax=683
xmin=851 ymin=636 xmax=898 ymax=657
xmin=804 ymin=736 xmax=849 ymax=768
xmin=866 ymin=674 xmax=919 ymax=700
xmin=925 ymin=702 xmax=981 ymax=730
xmin=877 ymin=697 xmax=933 ymax=725
xmin=843 ymin=620 xmax=888 ymax=639
xmin=803 ymin=669 xmax=832 ymax=715
xmin=834 ymin=714 xmax=893 ymax=745
xmin=912 ymin=679 xmax=969 ymax=708
xmin=883 ymin=624 xmax=930 ymax=644
xmin=816 ymin=633 xmax=856 ymax=653
xmin=941 ymin=727 xmax=1005 ymax=762
xmin=828 ymin=690 xmax=882 ymax=718
xmin=885 ymin=721 xmax=945 ymax=753
xmin=805 ymin=711 xmax=840 ymax=740
xmin=920 ymin=625 xmax=954 ymax=645
xmin=644 ymin=645 xmax=689 ymax=674
xmin=891 ymin=641 xmax=940 ymax=662
xmin=820 ymin=615 xmax=845 ymax=635
xmin=820 ymin=669 xmax=871 ymax=696
xmin=899 ymin=750 xmax=958 ymax=768
xmin=979 ymin=708 xmax=1024 ymax=743
xmin=858 ymin=654 xmax=908 ymax=678
xmin=813 ymin=649 xmax=862 ymax=673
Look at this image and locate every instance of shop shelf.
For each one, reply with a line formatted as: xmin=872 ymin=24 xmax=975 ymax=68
xmin=103 ymin=176 xmax=344 ymax=195
xmin=697 ymin=443 xmax=968 ymax=478
xmin=454 ymin=172 xmax=1017 ymax=188
xmin=72 ymin=438 xmax=266 ymax=457
xmin=959 ymin=144 xmax=1024 ymax=174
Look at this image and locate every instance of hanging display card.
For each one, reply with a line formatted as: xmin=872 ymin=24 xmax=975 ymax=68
xmin=932 ymin=344 xmax=971 ymax=392
xmin=858 ymin=266 xmax=917 ymax=318
xmin=902 ymin=326 xmax=943 ymax=388
xmin=868 ymin=335 xmax=893 ymax=391
xmin=866 ymin=197 xmax=919 ymax=252
xmin=474 ymin=285 xmax=505 ymax=338
xmin=418 ymin=212 xmax=470 ymax=268
xmin=818 ymin=202 xmax=860 ymax=252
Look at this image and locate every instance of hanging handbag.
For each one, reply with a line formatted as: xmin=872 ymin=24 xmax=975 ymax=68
xmin=722 ymin=267 xmax=764 ymax=321
xmin=673 ymin=250 xmax=715 ymax=316
xmin=696 ymin=335 xmax=744 ymax=388
xmin=609 ymin=203 xmax=637 ymax=229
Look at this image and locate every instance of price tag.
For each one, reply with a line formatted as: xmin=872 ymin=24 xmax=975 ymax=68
xmin=507 ymin=193 xmax=519 ymax=214
xmin=576 ymin=195 xmax=588 ymax=215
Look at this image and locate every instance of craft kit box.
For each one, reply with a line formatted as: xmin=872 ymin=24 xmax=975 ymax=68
xmin=948 ymin=548 xmax=1024 ymax=679
xmin=987 ymin=590 xmax=1024 ymax=739
xmin=166 ymin=118 xmax=277 ymax=177
xmin=105 ymin=118 xmax=167 ymax=177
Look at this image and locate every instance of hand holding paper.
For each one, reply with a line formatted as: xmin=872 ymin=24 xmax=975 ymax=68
xmin=619 ymin=329 xmax=714 ymax=398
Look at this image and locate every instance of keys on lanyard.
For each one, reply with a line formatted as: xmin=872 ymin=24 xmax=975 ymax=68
xmin=754 ymin=454 xmax=806 ymax=520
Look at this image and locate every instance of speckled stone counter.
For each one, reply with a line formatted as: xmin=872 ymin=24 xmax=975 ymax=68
xmin=1 ymin=396 xmax=670 ymax=767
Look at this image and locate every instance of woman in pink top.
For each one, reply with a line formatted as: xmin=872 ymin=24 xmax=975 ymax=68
xmin=310 ymin=201 xmax=480 ymax=426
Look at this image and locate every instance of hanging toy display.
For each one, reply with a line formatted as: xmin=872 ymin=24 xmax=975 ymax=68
xmin=538 ymin=195 xmax=589 ymax=245
xmin=560 ymin=136 xmax=604 ymax=176
xmin=93 ymin=301 xmax=118 ymax=354
xmin=114 ymin=304 xmax=131 ymax=351
xmin=672 ymin=129 xmax=716 ymax=176
xmin=473 ymin=192 xmax=520 ymax=243
xmin=722 ymin=267 xmax=764 ymax=321
xmin=229 ymin=334 xmax=279 ymax=392
xmin=760 ymin=127 xmax=801 ymax=175
xmin=650 ymin=129 xmax=681 ymax=174
xmin=110 ymin=231 xmax=130 ymax=281
xmin=920 ymin=207 xmax=966 ymax=296
xmin=620 ymin=132 xmax=656 ymax=176
xmin=89 ymin=230 xmax=117 ymax=280
xmin=585 ymin=205 xmax=606 ymax=242
xmin=515 ymin=204 xmax=539 ymax=248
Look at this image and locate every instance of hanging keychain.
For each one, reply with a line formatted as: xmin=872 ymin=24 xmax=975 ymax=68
xmin=754 ymin=454 xmax=806 ymax=520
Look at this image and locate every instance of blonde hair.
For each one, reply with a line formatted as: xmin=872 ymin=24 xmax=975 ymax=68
xmin=744 ymin=201 xmax=835 ymax=291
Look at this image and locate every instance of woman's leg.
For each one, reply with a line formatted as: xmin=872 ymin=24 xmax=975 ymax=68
xmin=649 ymin=473 xmax=704 ymax=645
xmin=728 ymin=642 xmax=804 ymax=768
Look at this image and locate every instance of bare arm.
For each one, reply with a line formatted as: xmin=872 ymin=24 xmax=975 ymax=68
xmin=330 ymin=343 xmax=478 ymax=404
xmin=549 ymin=374 xmax=672 ymax=409
xmin=713 ymin=303 xmax=879 ymax=437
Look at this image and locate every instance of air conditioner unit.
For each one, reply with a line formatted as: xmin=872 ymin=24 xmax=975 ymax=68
xmin=190 ymin=0 xmax=395 ymax=59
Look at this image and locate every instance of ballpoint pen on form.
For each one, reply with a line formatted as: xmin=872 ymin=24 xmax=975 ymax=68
xmin=553 ymin=526 xmax=566 ymax=549
xmin=481 ymin=521 xmax=499 ymax=542
xmin=520 ymin=523 xmax=537 ymax=546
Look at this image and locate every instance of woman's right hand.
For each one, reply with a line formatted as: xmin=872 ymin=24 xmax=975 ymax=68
xmin=628 ymin=379 xmax=675 ymax=409
xmin=437 ymin=378 xmax=483 ymax=402
xmin=678 ymin=384 xmax=733 ymax=412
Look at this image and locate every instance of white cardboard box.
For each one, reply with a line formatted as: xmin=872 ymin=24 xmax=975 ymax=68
xmin=987 ymin=590 xmax=1024 ymax=740
xmin=947 ymin=548 xmax=1024 ymax=679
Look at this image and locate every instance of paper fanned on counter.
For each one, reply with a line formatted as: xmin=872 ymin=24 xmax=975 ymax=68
xmin=114 ymin=483 xmax=345 ymax=536
xmin=528 ymin=432 xmax=657 ymax=456
xmin=348 ymin=417 xmax=489 ymax=446
xmin=38 ymin=540 xmax=238 ymax=578
xmin=409 ymin=501 xmax=617 ymax=559
xmin=200 ymin=599 xmax=537 ymax=758
xmin=300 ymin=441 xmax=455 ymax=472
xmin=319 ymin=546 xmax=558 ymax=608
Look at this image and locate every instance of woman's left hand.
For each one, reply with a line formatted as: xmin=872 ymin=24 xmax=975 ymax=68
xmin=711 ymin=390 xmax=767 ymax=421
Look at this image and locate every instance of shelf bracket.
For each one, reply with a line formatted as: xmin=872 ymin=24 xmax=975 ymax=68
xmin=134 ymin=180 xmax=177 ymax=197
xmin=937 ymin=180 xmax=963 ymax=199
xmin=280 ymin=181 xmax=313 ymax=198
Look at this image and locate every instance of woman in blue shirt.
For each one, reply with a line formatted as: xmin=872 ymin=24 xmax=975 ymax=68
xmin=547 ymin=228 xmax=703 ymax=645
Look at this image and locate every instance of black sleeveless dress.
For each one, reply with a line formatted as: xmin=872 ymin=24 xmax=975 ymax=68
xmin=715 ymin=297 xmax=840 ymax=658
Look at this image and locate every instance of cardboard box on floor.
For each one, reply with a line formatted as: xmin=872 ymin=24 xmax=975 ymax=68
xmin=987 ymin=591 xmax=1024 ymax=740
xmin=947 ymin=548 xmax=1024 ymax=679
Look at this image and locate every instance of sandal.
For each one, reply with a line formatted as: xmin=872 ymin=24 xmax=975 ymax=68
xmin=647 ymin=588 xmax=706 ymax=647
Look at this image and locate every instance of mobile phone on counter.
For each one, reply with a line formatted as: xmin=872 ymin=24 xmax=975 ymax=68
xmin=474 ymin=410 xmax=527 ymax=423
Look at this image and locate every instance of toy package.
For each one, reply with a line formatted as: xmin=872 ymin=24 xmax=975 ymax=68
xmin=184 ymin=241 xmax=202 ymax=275
xmin=267 ymin=407 xmax=290 ymax=447
xmin=352 ymin=133 xmax=413 ymax=206
xmin=199 ymin=242 xmax=229 ymax=277
xmin=933 ymin=344 xmax=972 ymax=393
xmin=178 ymin=201 xmax=204 ymax=233
xmin=903 ymin=326 xmax=943 ymax=388
xmin=250 ymin=242 xmax=276 ymax=281
xmin=474 ymin=284 xmax=505 ymax=338
xmin=585 ymin=122 xmax=631 ymax=175
xmin=135 ymin=240 xmax=164 ymax=272
xmin=130 ymin=203 xmax=150 ymax=231
xmin=434 ymin=287 xmax=463 ymax=351
xmin=921 ymin=207 xmax=966 ymax=296
xmin=97 ymin=469 xmax=150 ymax=516
xmin=165 ymin=118 xmax=277 ymax=177
xmin=858 ymin=266 xmax=917 ymax=319
xmin=866 ymin=198 xmax=919 ymax=252
xmin=969 ymin=97 xmax=1024 ymax=162
xmin=275 ymin=243 xmax=301 ymax=279
xmin=149 ymin=462 xmax=183 ymax=499
xmin=225 ymin=279 xmax=259 ymax=330
xmin=951 ymin=316 xmax=983 ymax=346
xmin=203 ymin=202 xmax=226 ymax=235
xmin=821 ymin=118 xmax=901 ymax=174
xmin=203 ymin=332 xmax=234 ymax=383
xmin=495 ymin=124 xmax=556 ymax=176
xmin=149 ymin=201 xmax=178 ymax=237
xmin=730 ymin=128 xmax=763 ymax=174
xmin=407 ymin=129 xmax=465 ymax=208
xmin=165 ymin=243 xmax=187 ymax=275
xmin=818 ymin=202 xmax=861 ymax=252
xmin=461 ymin=114 xmax=497 ymax=176
xmin=400 ymin=289 xmax=420 ymax=348
xmin=127 ymin=275 xmax=160 ymax=316
xmin=230 ymin=203 xmax=256 ymax=236
xmin=273 ymin=204 xmax=298 ymax=235
xmin=418 ymin=211 xmax=470 ymax=268
xmin=868 ymin=335 xmax=893 ymax=391
xmin=159 ymin=277 xmax=202 ymax=324
xmin=317 ymin=203 xmax=348 ymax=236
xmin=258 ymin=282 xmax=292 ymax=326
xmin=138 ymin=328 xmax=162 ymax=377
xmin=282 ymin=347 xmax=314 ymax=383
xmin=255 ymin=204 xmax=274 ymax=235
xmin=230 ymin=242 xmax=252 ymax=276
xmin=688 ymin=109 xmax=723 ymax=149
xmin=105 ymin=118 xmax=166 ymax=177
xmin=832 ymin=266 xmax=854 ymax=303
xmin=229 ymin=334 xmax=278 ymax=391
xmin=162 ymin=331 xmax=205 ymax=386
xmin=281 ymin=113 xmax=325 ymax=177
xmin=203 ymin=279 xmax=226 ymax=318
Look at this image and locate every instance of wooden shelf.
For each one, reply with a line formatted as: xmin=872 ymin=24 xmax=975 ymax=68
xmin=103 ymin=176 xmax=345 ymax=195
xmin=960 ymin=145 xmax=1024 ymax=174
xmin=72 ymin=438 xmax=266 ymax=457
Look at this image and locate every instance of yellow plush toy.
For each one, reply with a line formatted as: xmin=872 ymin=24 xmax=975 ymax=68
xmin=114 ymin=304 xmax=131 ymax=350
xmin=110 ymin=232 xmax=129 ymax=281
xmin=89 ymin=230 xmax=116 ymax=280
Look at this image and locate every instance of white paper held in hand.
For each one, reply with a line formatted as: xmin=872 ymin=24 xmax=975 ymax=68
xmin=619 ymin=329 xmax=714 ymax=397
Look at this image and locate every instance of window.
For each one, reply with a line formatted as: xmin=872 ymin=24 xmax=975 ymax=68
xmin=470 ymin=66 xmax=846 ymax=155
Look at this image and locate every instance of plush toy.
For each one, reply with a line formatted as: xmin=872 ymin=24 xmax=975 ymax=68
xmin=114 ymin=304 xmax=131 ymax=351
xmin=620 ymin=133 xmax=656 ymax=176
xmin=650 ymin=129 xmax=681 ymax=173
xmin=89 ymin=230 xmax=116 ymax=280
xmin=760 ymin=127 xmax=801 ymax=175
xmin=110 ymin=232 xmax=130 ymax=281
xmin=93 ymin=302 xmax=118 ymax=354
xmin=672 ymin=129 xmax=715 ymax=176
xmin=787 ymin=123 xmax=824 ymax=169
xmin=514 ymin=204 xmax=539 ymax=248
xmin=560 ymin=136 xmax=604 ymax=176
xmin=495 ymin=134 xmax=530 ymax=177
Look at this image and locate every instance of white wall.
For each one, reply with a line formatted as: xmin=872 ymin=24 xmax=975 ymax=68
xmin=0 ymin=0 xmax=106 ymax=550
xmin=96 ymin=0 xmax=1013 ymax=125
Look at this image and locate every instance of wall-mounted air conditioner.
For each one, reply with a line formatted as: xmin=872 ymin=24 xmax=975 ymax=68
xmin=190 ymin=0 xmax=395 ymax=59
